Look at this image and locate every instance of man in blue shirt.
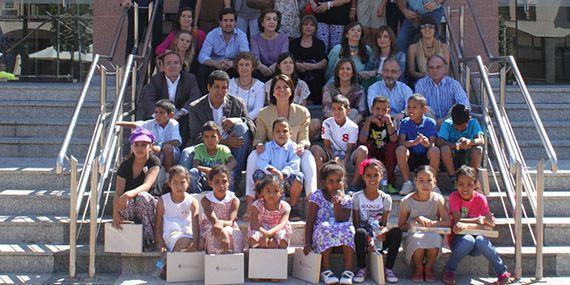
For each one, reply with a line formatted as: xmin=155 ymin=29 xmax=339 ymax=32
xmin=397 ymin=94 xmax=440 ymax=195
xmin=197 ymin=8 xmax=250 ymax=92
xmin=367 ymin=58 xmax=413 ymax=121
xmin=437 ymin=104 xmax=484 ymax=181
xmin=415 ymin=55 xmax=470 ymax=124
xmin=396 ymin=0 xmax=445 ymax=54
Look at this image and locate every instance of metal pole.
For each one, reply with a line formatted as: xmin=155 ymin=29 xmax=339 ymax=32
xmin=100 ymin=66 xmax=107 ymax=149
xmin=134 ymin=2 xmax=139 ymax=51
xmin=515 ymin=161 xmax=523 ymax=280
xmin=465 ymin=65 xmax=471 ymax=97
xmin=89 ymin=159 xmax=99 ymax=278
xmin=459 ymin=6 xmax=464 ymax=50
xmin=131 ymin=62 xmax=137 ymax=111
xmin=68 ymin=156 xmax=78 ymax=278
xmin=500 ymin=66 xmax=507 ymax=110
xmin=536 ymin=159 xmax=544 ymax=280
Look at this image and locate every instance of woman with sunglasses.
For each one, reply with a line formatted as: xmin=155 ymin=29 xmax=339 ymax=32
xmin=407 ymin=16 xmax=449 ymax=82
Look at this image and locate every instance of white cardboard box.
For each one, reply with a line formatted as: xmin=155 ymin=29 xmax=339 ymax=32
xmin=204 ymin=253 xmax=245 ymax=284
xmin=292 ymin=248 xmax=321 ymax=284
xmin=368 ymin=251 xmax=386 ymax=285
xmin=247 ymin=248 xmax=288 ymax=279
xmin=167 ymin=251 xmax=205 ymax=282
xmin=104 ymin=223 xmax=142 ymax=254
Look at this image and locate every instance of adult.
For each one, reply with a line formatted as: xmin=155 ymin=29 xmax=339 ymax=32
xmin=246 ymin=74 xmax=318 ymax=218
xmin=311 ymin=0 xmax=352 ymax=52
xmin=250 ymin=9 xmax=289 ymax=79
xmin=234 ymin=0 xmax=260 ymax=37
xmin=367 ymin=57 xmax=413 ymax=118
xmin=264 ymin=53 xmax=311 ymax=106
xmin=289 ymin=15 xmax=327 ymax=104
xmin=155 ymin=7 xmax=206 ymax=55
xmin=325 ymin=22 xmax=373 ymax=81
xmin=112 ymin=128 xmax=159 ymax=251
xmin=120 ymin=0 xmax=162 ymax=58
xmin=414 ymin=55 xmax=470 ymax=123
xmin=183 ymin=70 xmax=255 ymax=182
xmin=396 ymin=0 xmax=445 ymax=54
xmin=167 ymin=30 xmax=196 ymax=72
xmin=322 ymin=58 xmax=366 ymax=124
xmin=197 ymin=8 xmax=250 ymax=92
xmin=386 ymin=0 xmax=405 ymax=35
xmin=228 ymin=52 xmax=266 ymax=120
xmin=362 ymin=25 xmax=406 ymax=84
xmin=355 ymin=0 xmax=387 ymax=45
xmin=194 ymin=0 xmax=231 ymax=33
xmin=139 ymin=52 xmax=201 ymax=146
xmin=274 ymin=0 xmax=301 ymax=38
xmin=407 ymin=16 xmax=450 ymax=82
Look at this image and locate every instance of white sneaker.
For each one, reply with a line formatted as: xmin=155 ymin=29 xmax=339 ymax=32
xmin=321 ymin=269 xmax=339 ymax=285
xmin=385 ymin=268 xmax=399 ymax=283
xmin=399 ymin=181 xmax=415 ymax=195
xmin=353 ymin=268 xmax=367 ymax=283
xmin=339 ymin=270 xmax=354 ymax=285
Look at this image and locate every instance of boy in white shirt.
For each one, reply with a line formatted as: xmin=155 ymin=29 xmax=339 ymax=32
xmin=310 ymin=95 xmax=359 ymax=185
xmin=117 ymin=99 xmax=182 ymax=170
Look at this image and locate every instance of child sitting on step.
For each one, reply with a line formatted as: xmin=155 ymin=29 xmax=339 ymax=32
xmin=248 ymin=174 xmax=292 ymax=249
xmin=442 ymin=165 xmax=514 ymax=285
xmin=304 ymin=161 xmax=355 ymax=285
xmin=200 ymin=165 xmax=244 ymax=254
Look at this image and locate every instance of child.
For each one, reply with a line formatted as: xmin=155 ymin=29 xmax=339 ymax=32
xmin=304 ymin=161 xmax=355 ymax=285
xmin=396 ymin=94 xmax=440 ymax=195
xmin=310 ymin=95 xmax=359 ymax=188
xmin=352 ymin=159 xmax=402 ymax=283
xmin=248 ymin=118 xmax=305 ymax=221
xmin=200 ymin=165 xmax=244 ymax=254
xmin=398 ymin=165 xmax=450 ymax=282
xmin=438 ymin=104 xmax=484 ymax=183
xmin=248 ymin=175 xmax=293 ymax=249
xmin=355 ymin=96 xmax=399 ymax=193
xmin=189 ymin=121 xmax=237 ymax=193
xmin=116 ymin=99 xmax=182 ymax=170
xmin=443 ymin=166 xmax=514 ymax=285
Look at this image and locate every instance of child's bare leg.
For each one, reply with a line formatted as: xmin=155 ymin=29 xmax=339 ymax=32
xmin=162 ymin=144 xmax=175 ymax=170
xmin=243 ymin=196 xmax=254 ymax=220
xmin=278 ymin=239 xmax=288 ymax=249
xmin=427 ymin=146 xmax=441 ymax=176
xmin=321 ymin=248 xmax=333 ymax=270
xmin=440 ymin=145 xmax=456 ymax=175
xmin=309 ymin=119 xmax=322 ymax=140
xmin=351 ymin=146 xmax=368 ymax=186
xmin=470 ymin=146 xmax=483 ymax=169
xmin=172 ymin=237 xmax=191 ymax=251
xmin=412 ymin=249 xmax=426 ymax=270
xmin=342 ymin=245 xmax=354 ymax=271
xmin=249 ymin=236 xmax=260 ymax=248
xmin=310 ymin=145 xmax=326 ymax=183
xmin=424 ymin=248 xmax=439 ymax=269
xmin=396 ymin=146 xmax=411 ymax=181
xmin=267 ymin=238 xmax=278 ymax=249
xmin=289 ymin=180 xmax=303 ymax=207
xmin=221 ymin=229 xmax=232 ymax=253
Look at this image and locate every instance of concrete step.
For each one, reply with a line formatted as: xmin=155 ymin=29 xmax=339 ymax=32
xmin=0 ymin=157 xmax=71 ymax=190
xmin=0 ymin=243 xmax=70 ymax=273
xmin=502 ymin=85 xmax=570 ymax=104
xmin=0 ymin=136 xmax=90 ymax=158
xmin=518 ymin=139 xmax=570 ymax=160
xmin=504 ymin=103 xmax=570 ymax=121
xmin=492 ymin=217 xmax=570 ymax=247
xmin=511 ymin=121 xmax=570 ymax=141
xmin=0 ymin=100 xmax=102 ymax=121
xmin=0 ymin=117 xmax=96 ymax=138
xmin=486 ymin=191 xmax=570 ymax=218
xmin=0 ymin=190 xmax=70 ymax=216
xmin=0 ymin=215 xmax=70 ymax=244
xmin=0 ymin=82 xmax=116 ymax=102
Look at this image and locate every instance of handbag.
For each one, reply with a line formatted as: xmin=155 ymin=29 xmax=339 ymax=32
xmin=246 ymin=0 xmax=274 ymax=10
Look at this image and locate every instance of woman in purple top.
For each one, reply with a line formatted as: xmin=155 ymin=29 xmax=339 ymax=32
xmin=251 ymin=9 xmax=289 ymax=79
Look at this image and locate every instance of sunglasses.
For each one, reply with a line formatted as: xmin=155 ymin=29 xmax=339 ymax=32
xmin=420 ymin=24 xmax=436 ymax=30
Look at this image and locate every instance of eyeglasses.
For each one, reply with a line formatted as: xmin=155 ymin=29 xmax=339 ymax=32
xmin=420 ymin=24 xmax=436 ymax=30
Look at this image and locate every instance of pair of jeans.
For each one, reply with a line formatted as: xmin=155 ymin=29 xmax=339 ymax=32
xmin=444 ymin=234 xmax=508 ymax=275
xmin=354 ymin=227 xmax=403 ymax=269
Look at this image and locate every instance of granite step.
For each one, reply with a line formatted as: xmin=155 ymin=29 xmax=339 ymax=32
xmin=0 ymin=136 xmax=90 ymax=158
xmin=0 ymin=157 xmax=70 ymax=190
xmin=502 ymin=85 xmax=570 ymax=104
xmin=0 ymin=82 xmax=116 ymax=102
xmin=0 ymin=190 xmax=70 ymax=216
xmin=504 ymin=103 xmax=570 ymax=121
xmin=0 ymin=100 xmax=102 ymax=121
xmin=0 ymin=117 xmax=96 ymax=138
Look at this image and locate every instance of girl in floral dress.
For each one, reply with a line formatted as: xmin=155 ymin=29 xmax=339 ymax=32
xmin=200 ymin=165 xmax=244 ymax=254
xmin=248 ymin=174 xmax=292 ymax=248
xmin=304 ymin=161 xmax=355 ymax=285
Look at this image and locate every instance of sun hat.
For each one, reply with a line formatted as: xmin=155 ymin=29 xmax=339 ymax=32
xmin=129 ymin=127 xmax=156 ymax=144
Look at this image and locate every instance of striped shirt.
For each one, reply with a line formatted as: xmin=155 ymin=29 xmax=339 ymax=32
xmin=367 ymin=80 xmax=413 ymax=114
xmin=415 ymin=76 xmax=470 ymax=120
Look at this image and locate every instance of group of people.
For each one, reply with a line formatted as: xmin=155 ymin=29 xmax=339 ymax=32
xmin=111 ymin=0 xmax=515 ymax=284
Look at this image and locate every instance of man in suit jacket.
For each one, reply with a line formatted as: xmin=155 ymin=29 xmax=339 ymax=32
xmin=139 ymin=51 xmax=201 ymax=146
xmin=181 ymin=70 xmax=255 ymax=187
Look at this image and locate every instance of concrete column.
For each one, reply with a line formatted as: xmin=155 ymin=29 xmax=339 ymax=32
xmin=545 ymin=38 xmax=556 ymax=83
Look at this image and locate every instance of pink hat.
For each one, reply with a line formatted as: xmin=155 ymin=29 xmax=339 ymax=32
xmin=129 ymin=128 xmax=156 ymax=144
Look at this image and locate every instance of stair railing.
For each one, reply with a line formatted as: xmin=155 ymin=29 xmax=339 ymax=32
xmin=444 ymin=1 xmax=557 ymax=280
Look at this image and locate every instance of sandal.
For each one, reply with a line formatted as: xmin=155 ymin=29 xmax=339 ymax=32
xmin=497 ymin=271 xmax=515 ymax=285
xmin=411 ymin=267 xmax=424 ymax=283
xmin=442 ymin=271 xmax=456 ymax=285
xmin=339 ymin=270 xmax=354 ymax=285
xmin=321 ymin=269 xmax=339 ymax=285
xmin=425 ymin=267 xmax=436 ymax=282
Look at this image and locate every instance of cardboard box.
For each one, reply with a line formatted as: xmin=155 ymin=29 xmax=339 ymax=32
xmin=368 ymin=251 xmax=385 ymax=285
xmin=292 ymin=248 xmax=321 ymax=284
xmin=248 ymin=248 xmax=288 ymax=279
xmin=104 ymin=223 xmax=142 ymax=254
xmin=409 ymin=226 xmax=452 ymax=235
xmin=167 ymin=251 xmax=205 ymax=282
xmin=204 ymin=253 xmax=245 ymax=284
xmin=457 ymin=229 xmax=499 ymax=238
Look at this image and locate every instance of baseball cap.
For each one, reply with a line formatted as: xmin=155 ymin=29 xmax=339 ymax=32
xmin=129 ymin=128 xmax=155 ymax=144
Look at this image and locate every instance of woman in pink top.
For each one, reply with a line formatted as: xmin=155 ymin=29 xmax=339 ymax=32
xmin=156 ymin=7 xmax=206 ymax=56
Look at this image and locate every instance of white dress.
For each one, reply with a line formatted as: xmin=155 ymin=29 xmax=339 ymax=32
xmin=162 ymin=192 xmax=196 ymax=251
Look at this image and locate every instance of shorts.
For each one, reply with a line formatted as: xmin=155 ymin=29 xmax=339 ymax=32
xmin=408 ymin=152 xmax=429 ymax=172
xmin=252 ymin=169 xmax=305 ymax=197
xmin=165 ymin=232 xmax=193 ymax=252
xmin=357 ymin=0 xmax=386 ymax=28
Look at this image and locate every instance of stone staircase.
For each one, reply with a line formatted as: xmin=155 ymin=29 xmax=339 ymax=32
xmin=1 ymin=83 xmax=570 ymax=283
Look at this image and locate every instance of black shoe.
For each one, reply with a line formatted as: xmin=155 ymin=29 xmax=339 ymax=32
xmin=143 ymin=238 xmax=156 ymax=252
xmin=289 ymin=209 xmax=302 ymax=222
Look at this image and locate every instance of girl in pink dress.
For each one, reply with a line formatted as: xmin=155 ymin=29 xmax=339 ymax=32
xmin=248 ymin=175 xmax=292 ymax=249
xmin=200 ymin=166 xmax=243 ymax=254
